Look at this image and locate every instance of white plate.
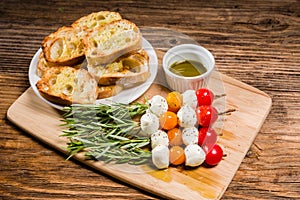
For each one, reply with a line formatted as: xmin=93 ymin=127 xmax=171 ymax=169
xmin=28 ymin=38 xmax=158 ymax=110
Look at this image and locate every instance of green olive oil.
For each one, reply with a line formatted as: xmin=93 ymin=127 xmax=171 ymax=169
xmin=169 ymin=60 xmax=207 ymax=77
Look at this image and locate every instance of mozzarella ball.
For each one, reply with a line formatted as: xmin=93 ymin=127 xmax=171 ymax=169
xmin=182 ymin=127 xmax=199 ymax=145
xmin=177 ymin=105 xmax=197 ymax=128
xmin=140 ymin=112 xmax=159 ymax=137
xmin=151 ymin=130 xmax=169 ymax=149
xmin=149 ymin=95 xmax=168 ymax=117
xmin=152 ymin=144 xmax=169 ymax=169
xmin=184 ymin=144 xmax=206 ymax=167
xmin=182 ymin=90 xmax=198 ymax=109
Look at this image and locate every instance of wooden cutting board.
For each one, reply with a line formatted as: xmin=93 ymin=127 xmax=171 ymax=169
xmin=7 ymin=53 xmax=272 ymax=200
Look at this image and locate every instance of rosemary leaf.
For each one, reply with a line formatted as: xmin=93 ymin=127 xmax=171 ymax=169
xmin=107 ymin=134 xmax=130 ymax=141
xmin=60 ymin=102 xmax=151 ymax=165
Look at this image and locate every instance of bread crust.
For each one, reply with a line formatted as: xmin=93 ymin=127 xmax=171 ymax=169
xmin=37 ymin=51 xmax=51 ymax=77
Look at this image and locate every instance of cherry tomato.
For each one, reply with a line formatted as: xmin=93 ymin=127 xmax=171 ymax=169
xmin=169 ymin=146 xmax=185 ymax=165
xmin=196 ymin=88 xmax=214 ymax=106
xmin=196 ymin=105 xmax=218 ymax=127
xmin=198 ymin=127 xmax=218 ymax=153
xmin=204 ymin=144 xmax=223 ymax=166
xmin=166 ymin=91 xmax=182 ymax=113
xmin=159 ymin=111 xmax=178 ymax=130
xmin=167 ymin=128 xmax=183 ymax=146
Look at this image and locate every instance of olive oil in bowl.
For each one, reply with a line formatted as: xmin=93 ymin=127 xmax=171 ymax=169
xmin=169 ymin=60 xmax=207 ymax=77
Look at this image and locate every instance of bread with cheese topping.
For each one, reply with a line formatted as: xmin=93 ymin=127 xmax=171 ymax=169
xmin=88 ymin=49 xmax=150 ymax=88
xmin=42 ymin=26 xmax=85 ymax=66
xmin=41 ymin=11 xmax=122 ymax=68
xmin=72 ymin=11 xmax=122 ymax=38
xmin=36 ymin=66 xmax=98 ymax=105
xmin=37 ymin=51 xmax=83 ymax=77
xmin=84 ymin=19 xmax=142 ymax=66
xmin=37 ymin=11 xmax=151 ymax=104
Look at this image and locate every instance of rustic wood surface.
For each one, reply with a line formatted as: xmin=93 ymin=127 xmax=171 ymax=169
xmin=1 ymin=0 xmax=299 ymax=199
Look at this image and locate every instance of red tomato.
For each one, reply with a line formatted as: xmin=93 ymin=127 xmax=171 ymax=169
xmin=198 ymin=127 xmax=218 ymax=152
xmin=196 ymin=88 xmax=214 ymax=106
xmin=204 ymin=144 xmax=223 ymax=166
xmin=195 ymin=105 xmax=218 ymax=127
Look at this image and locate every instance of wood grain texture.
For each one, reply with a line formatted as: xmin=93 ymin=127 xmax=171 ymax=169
xmin=1 ymin=0 xmax=299 ymax=199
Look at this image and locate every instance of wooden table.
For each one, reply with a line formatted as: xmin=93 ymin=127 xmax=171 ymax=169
xmin=1 ymin=1 xmax=299 ymax=199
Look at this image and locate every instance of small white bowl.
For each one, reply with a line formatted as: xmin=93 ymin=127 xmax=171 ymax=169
xmin=162 ymin=44 xmax=215 ymax=93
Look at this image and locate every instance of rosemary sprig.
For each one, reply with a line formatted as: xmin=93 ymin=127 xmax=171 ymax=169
xmin=60 ymin=102 xmax=151 ymax=165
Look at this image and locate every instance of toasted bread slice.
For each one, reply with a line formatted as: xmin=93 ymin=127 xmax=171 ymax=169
xmin=97 ymin=84 xmax=123 ymax=99
xmin=42 ymin=26 xmax=85 ymax=66
xmin=88 ymin=49 xmax=150 ymax=88
xmin=36 ymin=66 xmax=97 ymax=105
xmin=37 ymin=51 xmax=83 ymax=77
xmin=72 ymin=11 xmax=122 ymax=38
xmin=84 ymin=19 xmax=142 ymax=66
